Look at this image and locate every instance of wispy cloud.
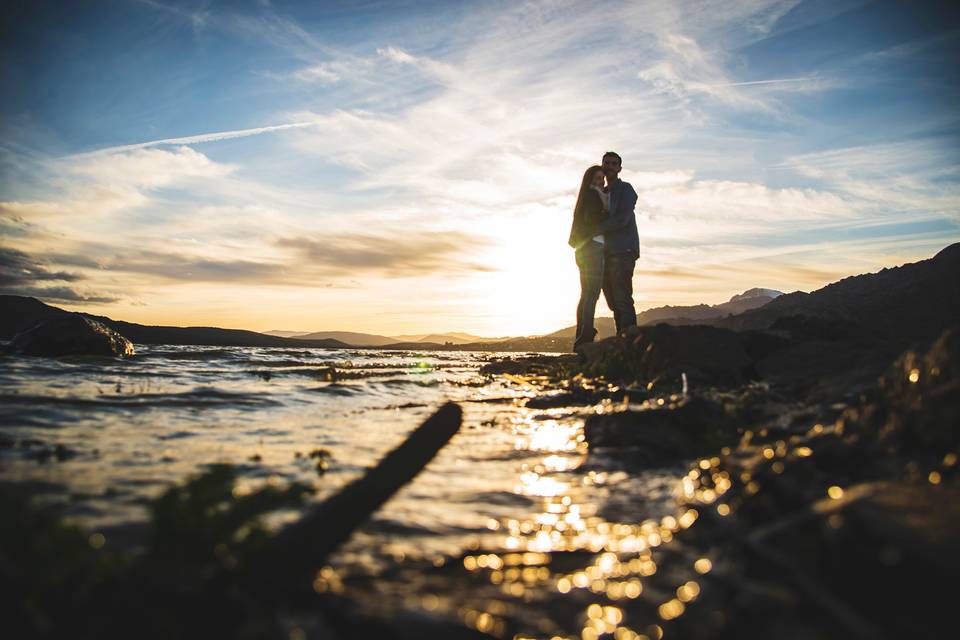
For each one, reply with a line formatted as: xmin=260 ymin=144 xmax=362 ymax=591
xmin=72 ymin=124 xmax=318 ymax=157
xmin=276 ymin=231 xmax=494 ymax=276
xmin=1 ymin=146 xmax=234 ymax=221
xmin=780 ymin=140 xmax=960 ymax=219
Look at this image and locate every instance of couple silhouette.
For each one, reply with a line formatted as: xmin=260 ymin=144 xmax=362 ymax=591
xmin=568 ymin=151 xmax=639 ymax=350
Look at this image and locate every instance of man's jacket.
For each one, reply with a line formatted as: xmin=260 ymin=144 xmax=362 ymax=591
xmin=596 ymin=179 xmax=639 ymax=257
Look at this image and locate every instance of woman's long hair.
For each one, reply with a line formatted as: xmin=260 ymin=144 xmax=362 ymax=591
xmin=573 ymin=165 xmax=604 ymax=220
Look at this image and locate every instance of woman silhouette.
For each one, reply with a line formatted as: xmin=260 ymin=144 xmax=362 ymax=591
xmin=568 ymin=165 xmax=608 ymax=350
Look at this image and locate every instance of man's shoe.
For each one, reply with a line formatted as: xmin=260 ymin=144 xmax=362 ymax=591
xmin=573 ymin=328 xmax=598 ymax=350
xmin=617 ymin=325 xmax=641 ymax=339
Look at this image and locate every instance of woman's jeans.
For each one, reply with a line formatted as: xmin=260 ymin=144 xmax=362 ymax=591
xmin=575 ymin=240 xmax=604 ymax=345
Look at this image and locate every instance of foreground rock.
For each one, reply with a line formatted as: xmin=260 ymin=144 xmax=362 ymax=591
xmin=576 ymin=324 xmax=761 ymax=390
xmin=6 ymin=314 xmax=135 ymax=357
xmin=585 ymin=396 xmax=730 ymax=462
xmin=674 ymin=328 xmax=960 ymax=639
xmin=571 ymin=317 xmax=924 ymax=398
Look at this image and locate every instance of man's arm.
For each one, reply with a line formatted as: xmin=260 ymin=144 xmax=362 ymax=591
xmin=596 ymin=183 xmax=637 ymax=233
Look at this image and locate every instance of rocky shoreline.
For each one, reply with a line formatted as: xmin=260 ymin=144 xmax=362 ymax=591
xmin=475 ymin=317 xmax=958 ymax=638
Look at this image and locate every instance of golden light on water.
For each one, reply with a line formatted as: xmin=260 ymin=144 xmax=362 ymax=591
xmin=658 ymin=598 xmax=685 ymax=620
xmin=694 ymin=558 xmax=713 ymax=574
xmin=408 ymin=403 xmax=728 ymax=638
xmin=312 ymin=566 xmax=343 ymax=594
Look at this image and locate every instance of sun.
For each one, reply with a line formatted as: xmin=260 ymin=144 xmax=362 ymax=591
xmin=466 ymin=208 xmax=583 ymax=337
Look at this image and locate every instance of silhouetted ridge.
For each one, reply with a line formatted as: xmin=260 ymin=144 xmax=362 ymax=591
xmin=714 ymin=242 xmax=960 ymax=346
xmin=0 ymin=296 xmax=347 ymax=349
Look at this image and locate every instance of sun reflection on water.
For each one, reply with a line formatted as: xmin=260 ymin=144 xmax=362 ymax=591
xmin=442 ymin=403 xmax=719 ymax=639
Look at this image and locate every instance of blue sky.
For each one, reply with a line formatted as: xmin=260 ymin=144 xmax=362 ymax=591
xmin=1 ymin=0 xmax=958 ymax=335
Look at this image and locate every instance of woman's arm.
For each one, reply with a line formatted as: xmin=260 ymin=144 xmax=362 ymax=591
xmin=569 ymin=189 xmax=604 ymax=247
xmin=581 ymin=189 xmax=606 ymax=235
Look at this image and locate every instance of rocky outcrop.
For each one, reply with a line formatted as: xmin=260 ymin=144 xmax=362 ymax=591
xmin=678 ymin=327 xmax=960 ymax=640
xmin=6 ymin=314 xmax=135 ymax=357
xmin=577 ymin=324 xmax=756 ymax=389
xmin=0 ymin=295 xmax=68 ymax=339
xmin=584 ymin=395 xmax=739 ymax=467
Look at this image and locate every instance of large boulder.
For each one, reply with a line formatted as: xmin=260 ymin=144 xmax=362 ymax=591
xmin=578 ymin=323 xmax=754 ymax=389
xmin=6 ymin=314 xmax=134 ymax=357
xmin=584 ymin=395 xmax=736 ymax=467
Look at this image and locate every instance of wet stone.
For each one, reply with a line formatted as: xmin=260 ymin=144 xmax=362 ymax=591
xmin=6 ymin=314 xmax=135 ymax=358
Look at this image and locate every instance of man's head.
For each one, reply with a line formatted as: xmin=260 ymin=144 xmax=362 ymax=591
xmin=602 ymin=151 xmax=622 ymax=180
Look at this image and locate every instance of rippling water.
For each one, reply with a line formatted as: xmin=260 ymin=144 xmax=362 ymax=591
xmin=1 ymin=345 xmax=702 ymax=638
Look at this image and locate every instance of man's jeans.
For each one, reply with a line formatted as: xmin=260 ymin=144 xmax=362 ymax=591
xmin=602 ymin=251 xmax=637 ymax=334
xmin=574 ymin=240 xmax=604 ymax=345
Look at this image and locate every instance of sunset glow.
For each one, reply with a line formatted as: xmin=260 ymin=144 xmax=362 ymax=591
xmin=2 ymin=0 xmax=958 ymax=336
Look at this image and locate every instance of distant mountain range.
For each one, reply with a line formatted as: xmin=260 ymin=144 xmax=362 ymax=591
xmin=6 ymin=244 xmax=955 ymax=353
xmin=547 ymin=288 xmax=783 ymax=340
xmin=261 ymin=291 xmax=783 ymax=346
xmin=263 ymin=330 xmax=493 ymax=346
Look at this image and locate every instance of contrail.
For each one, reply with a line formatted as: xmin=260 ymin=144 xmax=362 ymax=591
xmin=706 ymin=77 xmax=813 ymax=88
xmin=70 ymin=121 xmax=319 ymax=157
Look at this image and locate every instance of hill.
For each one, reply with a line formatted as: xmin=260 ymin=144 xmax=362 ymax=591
xmin=0 ymin=296 xmax=348 ymax=349
xmin=294 ymin=331 xmax=400 ymax=347
xmin=263 ymin=330 xmax=310 ymax=338
xmin=391 ymin=332 xmax=488 ymax=344
xmin=415 ymin=333 xmax=482 ymax=345
xmin=713 ymin=243 xmax=960 ymax=344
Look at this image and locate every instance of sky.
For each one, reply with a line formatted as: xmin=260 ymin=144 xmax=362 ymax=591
xmin=1 ymin=0 xmax=958 ymax=337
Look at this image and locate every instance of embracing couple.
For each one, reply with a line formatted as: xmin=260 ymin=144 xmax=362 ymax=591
xmin=567 ymin=151 xmax=639 ymax=351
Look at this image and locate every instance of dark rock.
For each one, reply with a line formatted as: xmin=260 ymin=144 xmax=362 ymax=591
xmin=768 ymin=313 xmax=864 ymax=341
xmin=524 ymin=387 xmax=613 ymax=408
xmin=7 ymin=314 xmax=135 ymax=357
xmin=584 ymin=395 xmax=736 ymax=466
xmin=869 ymin=326 xmax=960 ymax=451
xmin=752 ymin=336 xmax=889 ymax=397
xmin=0 ymin=295 xmax=70 ymax=339
xmin=679 ymin=328 xmax=960 ymax=639
xmin=578 ymin=324 xmax=754 ymax=390
xmin=480 ymin=354 xmax=573 ymax=376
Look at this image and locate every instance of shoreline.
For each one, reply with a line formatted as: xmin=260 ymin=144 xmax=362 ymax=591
xmin=1 ymin=329 xmax=957 ymax=638
xmin=474 ymin=324 xmax=958 ymax=639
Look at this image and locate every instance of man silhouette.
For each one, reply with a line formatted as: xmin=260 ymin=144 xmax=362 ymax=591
xmin=597 ymin=151 xmax=639 ymax=335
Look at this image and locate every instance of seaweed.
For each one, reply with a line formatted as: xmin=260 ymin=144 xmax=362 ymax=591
xmin=2 ymin=464 xmax=312 ymax=639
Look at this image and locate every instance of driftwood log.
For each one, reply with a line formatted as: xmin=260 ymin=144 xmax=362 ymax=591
xmin=261 ymin=402 xmax=463 ymax=589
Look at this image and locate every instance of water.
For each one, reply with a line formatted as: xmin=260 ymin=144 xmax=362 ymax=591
xmin=1 ymin=345 xmax=700 ymax=638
